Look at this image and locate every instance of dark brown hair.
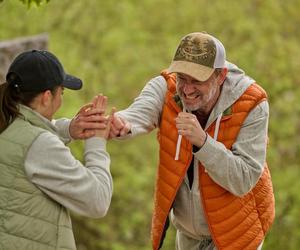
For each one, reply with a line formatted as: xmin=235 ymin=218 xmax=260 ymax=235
xmin=0 ymin=73 xmax=58 ymax=133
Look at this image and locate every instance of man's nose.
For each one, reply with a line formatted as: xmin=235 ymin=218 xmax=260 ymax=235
xmin=183 ymin=83 xmax=195 ymax=94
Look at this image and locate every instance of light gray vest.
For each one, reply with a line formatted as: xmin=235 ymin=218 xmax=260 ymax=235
xmin=0 ymin=106 xmax=76 ymax=250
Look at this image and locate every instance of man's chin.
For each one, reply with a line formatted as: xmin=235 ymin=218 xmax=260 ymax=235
xmin=183 ymin=104 xmax=199 ymax=112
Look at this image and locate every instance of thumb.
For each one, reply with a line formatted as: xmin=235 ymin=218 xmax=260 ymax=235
xmin=107 ymin=107 xmax=116 ymax=129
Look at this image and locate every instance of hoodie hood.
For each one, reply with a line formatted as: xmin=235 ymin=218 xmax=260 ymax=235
xmin=205 ymin=61 xmax=255 ymax=130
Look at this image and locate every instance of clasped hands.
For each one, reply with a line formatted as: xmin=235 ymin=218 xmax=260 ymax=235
xmin=69 ymin=94 xmax=130 ymax=140
xmin=69 ymin=96 xmax=206 ymax=147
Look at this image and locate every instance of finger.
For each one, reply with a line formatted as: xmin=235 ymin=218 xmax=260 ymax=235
xmin=176 ymin=123 xmax=185 ymax=130
xmin=176 ymin=125 xmax=190 ymax=133
xmin=107 ymin=107 xmax=116 ymax=124
xmin=105 ymin=108 xmax=116 ymax=138
xmin=96 ymin=95 xmax=108 ymax=110
xmin=83 ymin=108 xmax=106 ymax=116
xmin=78 ymin=121 xmax=107 ymax=130
xmin=108 ymin=129 xmax=119 ymax=139
xmin=106 ymin=107 xmax=116 ymax=131
xmin=92 ymin=95 xmax=100 ymax=109
xmin=95 ymin=94 xmax=102 ymax=109
xmin=178 ymin=112 xmax=196 ymax=119
xmin=78 ymin=103 xmax=94 ymax=114
xmin=80 ymin=115 xmax=108 ymax=123
xmin=102 ymin=96 xmax=108 ymax=111
xmin=176 ymin=113 xmax=191 ymax=124
xmin=120 ymin=122 xmax=131 ymax=136
xmin=175 ymin=117 xmax=190 ymax=126
xmin=176 ymin=116 xmax=197 ymax=126
xmin=178 ymin=128 xmax=192 ymax=137
xmin=112 ymin=115 xmax=125 ymax=130
xmin=110 ymin=124 xmax=121 ymax=136
xmin=177 ymin=122 xmax=194 ymax=131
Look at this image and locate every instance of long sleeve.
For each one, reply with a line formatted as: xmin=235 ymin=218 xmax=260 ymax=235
xmin=25 ymin=133 xmax=113 ymax=218
xmin=52 ymin=118 xmax=72 ymax=143
xmin=117 ymin=75 xmax=167 ymax=135
xmin=194 ymin=101 xmax=269 ymax=196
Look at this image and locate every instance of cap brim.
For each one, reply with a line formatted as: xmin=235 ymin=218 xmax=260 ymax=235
xmin=63 ymin=74 xmax=83 ymax=90
xmin=167 ymin=61 xmax=214 ymax=82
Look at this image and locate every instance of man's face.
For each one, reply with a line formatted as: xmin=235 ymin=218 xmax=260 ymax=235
xmin=176 ymin=72 xmax=222 ymax=114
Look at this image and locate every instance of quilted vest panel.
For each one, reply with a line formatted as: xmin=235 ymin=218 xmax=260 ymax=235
xmin=0 ymin=108 xmax=75 ymax=250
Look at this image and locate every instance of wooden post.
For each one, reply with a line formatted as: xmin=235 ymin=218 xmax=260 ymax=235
xmin=0 ymin=33 xmax=48 ymax=84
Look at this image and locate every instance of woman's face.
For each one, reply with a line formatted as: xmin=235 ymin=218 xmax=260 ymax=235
xmin=43 ymin=86 xmax=64 ymax=120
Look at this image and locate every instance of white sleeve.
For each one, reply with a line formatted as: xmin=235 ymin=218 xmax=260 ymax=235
xmin=194 ymin=101 xmax=269 ymax=196
xmin=25 ymin=132 xmax=112 ymax=218
xmin=52 ymin=118 xmax=72 ymax=143
xmin=117 ymin=75 xmax=167 ymax=135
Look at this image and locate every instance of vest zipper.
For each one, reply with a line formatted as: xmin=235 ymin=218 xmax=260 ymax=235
xmin=198 ymin=113 xmax=223 ymax=248
xmin=190 ymin=179 xmax=198 ymax=236
xmin=189 ymin=155 xmax=200 ymax=236
xmin=199 ymin=179 xmax=219 ymax=249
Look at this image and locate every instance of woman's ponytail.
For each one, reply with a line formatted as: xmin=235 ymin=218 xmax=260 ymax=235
xmin=0 ymin=73 xmax=42 ymax=133
xmin=0 ymin=81 xmax=22 ymax=133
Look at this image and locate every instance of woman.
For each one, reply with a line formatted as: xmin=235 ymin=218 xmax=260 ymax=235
xmin=0 ymin=50 xmax=113 ymax=250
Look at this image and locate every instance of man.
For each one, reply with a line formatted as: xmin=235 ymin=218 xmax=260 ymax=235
xmin=0 ymin=50 xmax=113 ymax=250
xmin=110 ymin=32 xmax=275 ymax=250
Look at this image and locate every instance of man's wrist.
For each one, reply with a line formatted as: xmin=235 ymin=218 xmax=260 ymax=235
xmin=194 ymin=133 xmax=208 ymax=152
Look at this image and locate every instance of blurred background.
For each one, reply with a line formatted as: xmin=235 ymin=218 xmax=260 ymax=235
xmin=1 ymin=0 xmax=300 ymax=249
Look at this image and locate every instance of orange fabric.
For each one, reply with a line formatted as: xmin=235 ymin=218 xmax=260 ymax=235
xmin=151 ymin=71 xmax=275 ymax=250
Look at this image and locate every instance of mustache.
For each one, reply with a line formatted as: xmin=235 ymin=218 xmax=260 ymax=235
xmin=178 ymin=91 xmax=203 ymax=99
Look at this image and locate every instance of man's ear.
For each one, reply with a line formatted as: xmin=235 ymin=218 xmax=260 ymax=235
xmin=40 ymin=90 xmax=53 ymax=107
xmin=218 ymin=68 xmax=228 ymax=85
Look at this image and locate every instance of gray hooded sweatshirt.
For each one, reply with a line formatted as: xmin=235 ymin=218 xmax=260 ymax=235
xmin=118 ymin=62 xmax=268 ymax=249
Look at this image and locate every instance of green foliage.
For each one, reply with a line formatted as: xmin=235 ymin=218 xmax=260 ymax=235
xmin=1 ymin=0 xmax=300 ymax=249
xmin=0 ymin=0 xmax=50 ymax=7
xmin=0 ymin=0 xmax=46 ymax=7
xmin=20 ymin=0 xmax=50 ymax=6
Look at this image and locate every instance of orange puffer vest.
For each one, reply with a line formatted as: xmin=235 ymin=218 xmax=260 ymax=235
xmin=151 ymin=71 xmax=275 ymax=250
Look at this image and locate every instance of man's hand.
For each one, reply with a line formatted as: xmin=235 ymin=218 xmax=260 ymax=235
xmin=109 ymin=114 xmax=131 ymax=139
xmin=175 ymin=112 xmax=207 ymax=147
xmin=69 ymin=101 xmax=107 ymax=140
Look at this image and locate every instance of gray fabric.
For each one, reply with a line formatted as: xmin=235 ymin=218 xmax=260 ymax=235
xmin=175 ymin=230 xmax=264 ymax=250
xmin=176 ymin=231 xmax=215 ymax=250
xmin=175 ymin=231 xmax=264 ymax=250
xmin=117 ymin=62 xmax=267 ymax=247
xmin=24 ymin=106 xmax=113 ymax=218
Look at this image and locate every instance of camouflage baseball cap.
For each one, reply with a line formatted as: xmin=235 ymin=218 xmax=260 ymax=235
xmin=167 ymin=32 xmax=226 ymax=82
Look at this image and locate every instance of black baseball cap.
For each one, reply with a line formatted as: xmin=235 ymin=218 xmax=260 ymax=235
xmin=6 ymin=50 xmax=82 ymax=92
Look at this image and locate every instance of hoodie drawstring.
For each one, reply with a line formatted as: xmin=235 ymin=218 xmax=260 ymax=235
xmin=213 ymin=113 xmax=223 ymax=141
xmin=175 ymin=107 xmax=186 ymax=160
xmin=174 ymin=134 xmax=182 ymax=161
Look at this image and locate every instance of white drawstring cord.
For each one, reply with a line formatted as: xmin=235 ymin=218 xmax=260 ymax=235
xmin=175 ymin=134 xmax=182 ymax=161
xmin=214 ymin=113 xmax=223 ymax=140
xmin=175 ymin=107 xmax=186 ymax=161
xmin=203 ymin=113 xmax=222 ymax=173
